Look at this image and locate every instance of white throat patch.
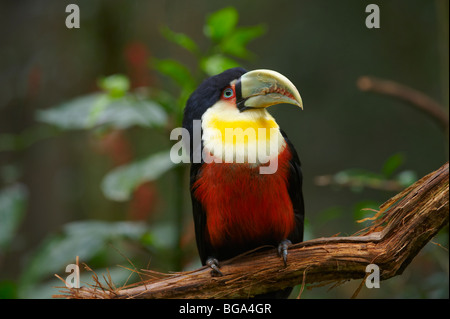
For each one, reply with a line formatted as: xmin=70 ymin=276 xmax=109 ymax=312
xmin=201 ymin=100 xmax=285 ymax=165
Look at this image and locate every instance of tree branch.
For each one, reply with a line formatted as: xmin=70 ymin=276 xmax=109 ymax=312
xmin=56 ymin=162 xmax=449 ymax=299
xmin=357 ymin=76 xmax=449 ymax=133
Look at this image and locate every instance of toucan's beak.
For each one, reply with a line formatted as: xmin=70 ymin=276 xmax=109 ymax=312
xmin=235 ymin=69 xmax=303 ymax=112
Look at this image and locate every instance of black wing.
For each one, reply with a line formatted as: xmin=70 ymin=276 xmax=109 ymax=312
xmin=189 ymin=162 xmax=213 ymax=265
xmin=281 ymin=129 xmax=305 ymax=244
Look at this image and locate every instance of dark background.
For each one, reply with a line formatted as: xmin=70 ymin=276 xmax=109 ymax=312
xmin=0 ymin=0 xmax=448 ymax=298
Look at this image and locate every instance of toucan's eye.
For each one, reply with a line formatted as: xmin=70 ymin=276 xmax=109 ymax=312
xmin=222 ymin=87 xmax=235 ymax=99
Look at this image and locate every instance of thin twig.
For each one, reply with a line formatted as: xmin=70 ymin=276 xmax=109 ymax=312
xmin=357 ymin=76 xmax=449 ymax=132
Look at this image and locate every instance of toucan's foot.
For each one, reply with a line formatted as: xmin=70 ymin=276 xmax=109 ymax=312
xmin=206 ymin=257 xmax=223 ymax=277
xmin=277 ymin=239 xmax=292 ymax=267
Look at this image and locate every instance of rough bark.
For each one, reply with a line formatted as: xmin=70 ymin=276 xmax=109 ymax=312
xmin=56 ymin=162 xmax=449 ymax=299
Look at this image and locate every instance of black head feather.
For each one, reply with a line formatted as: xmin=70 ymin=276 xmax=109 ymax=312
xmin=182 ymin=67 xmax=247 ymax=161
xmin=182 ymin=67 xmax=247 ymax=133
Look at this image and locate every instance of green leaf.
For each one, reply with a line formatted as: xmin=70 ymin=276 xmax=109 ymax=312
xmin=395 ymin=170 xmax=418 ymax=188
xmin=98 ymin=74 xmax=130 ymax=98
xmin=101 ymin=150 xmax=176 ymax=201
xmin=200 ymin=54 xmax=240 ymax=76
xmin=220 ymin=25 xmax=266 ymax=58
xmin=37 ymin=93 xmax=168 ymax=130
xmin=0 ymin=184 xmax=27 ymax=252
xmin=146 ymin=88 xmax=179 ymax=113
xmin=100 ymin=96 xmax=168 ymax=129
xmin=87 ymin=74 xmax=131 ymax=125
xmin=333 ymin=169 xmax=384 ymax=192
xmin=161 ymin=26 xmax=200 ymax=55
xmin=382 ymin=153 xmax=404 ymax=178
xmin=37 ymin=94 xmax=97 ymax=129
xmin=87 ymin=94 xmax=112 ymax=127
xmin=19 ymin=220 xmax=148 ymax=294
xmin=147 ymin=223 xmax=177 ymax=250
xmin=0 ymin=281 xmax=17 ymax=299
xmin=153 ymin=58 xmax=196 ymax=90
xmin=204 ymin=7 xmax=239 ymax=42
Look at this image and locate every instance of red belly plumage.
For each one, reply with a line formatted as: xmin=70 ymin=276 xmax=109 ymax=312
xmin=193 ymin=147 xmax=295 ymax=248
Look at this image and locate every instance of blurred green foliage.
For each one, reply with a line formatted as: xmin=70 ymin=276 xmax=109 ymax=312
xmin=0 ymin=5 xmax=446 ymax=299
xmin=0 ymin=184 xmax=27 ymax=252
xmin=312 ymin=152 xmax=421 ymax=234
xmin=324 ymin=153 xmax=418 ymax=192
xmin=101 ymin=150 xmax=174 ymax=201
xmin=152 ymin=6 xmax=265 ymax=125
xmin=0 ymin=6 xmax=267 ymax=298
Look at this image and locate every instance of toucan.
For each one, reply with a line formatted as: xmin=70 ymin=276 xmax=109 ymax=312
xmin=183 ymin=67 xmax=304 ymax=298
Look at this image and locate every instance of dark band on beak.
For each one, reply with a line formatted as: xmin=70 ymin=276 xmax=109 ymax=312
xmin=234 ymin=79 xmax=247 ymax=112
xmin=233 ymin=69 xmax=303 ymax=112
xmin=234 ymin=79 xmax=255 ymax=112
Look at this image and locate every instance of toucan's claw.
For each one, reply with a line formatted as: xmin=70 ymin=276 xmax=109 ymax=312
xmin=206 ymin=257 xmax=223 ymax=277
xmin=278 ymin=239 xmax=292 ymax=267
